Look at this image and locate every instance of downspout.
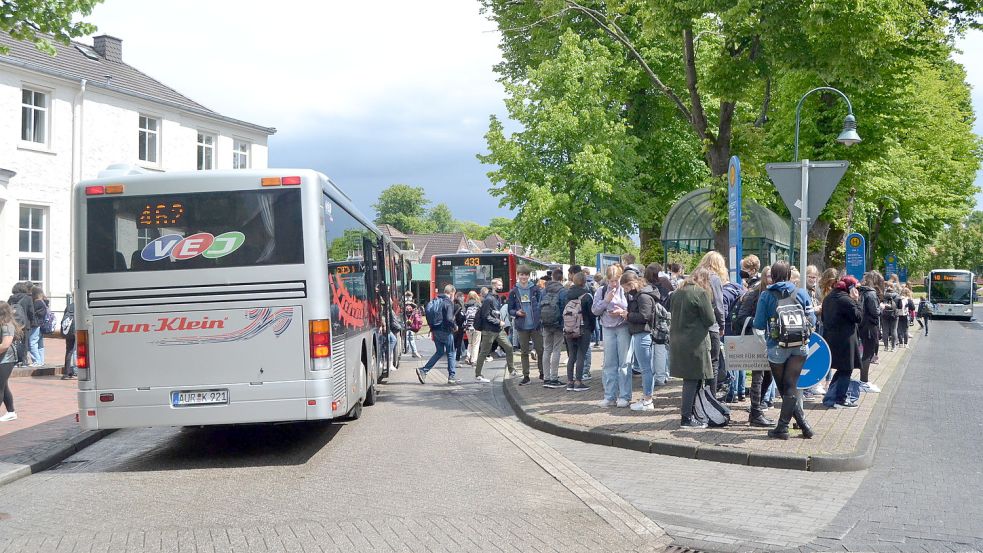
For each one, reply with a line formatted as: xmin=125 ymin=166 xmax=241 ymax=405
xmin=69 ymin=78 xmax=86 ymax=303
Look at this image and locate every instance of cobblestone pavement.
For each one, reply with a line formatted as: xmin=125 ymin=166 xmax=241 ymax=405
xmin=0 ymin=345 xmax=668 ymax=552
xmin=509 ymin=334 xmax=912 ymax=459
xmin=802 ymin=312 xmax=983 ymax=553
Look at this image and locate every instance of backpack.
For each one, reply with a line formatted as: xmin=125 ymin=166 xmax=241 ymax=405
xmin=694 ymin=384 xmax=730 ymax=427
xmin=408 ymin=310 xmax=423 ymax=332
xmin=540 ymin=287 xmax=563 ymax=328
xmin=721 ymin=282 xmax=746 ymax=336
xmin=10 ymin=302 xmax=28 ymax=328
xmin=882 ymin=296 xmax=898 ymax=317
xmin=917 ymin=300 xmax=931 ymax=318
xmin=769 ymin=289 xmax=811 ymax=348
xmin=650 ymin=302 xmax=670 ymax=345
xmin=425 ymin=299 xmax=446 ymax=330
xmin=41 ymin=309 xmax=56 ymax=335
xmin=562 ymin=294 xmax=587 ymax=338
xmin=61 ymin=312 xmax=74 ymax=336
xmin=463 ymin=304 xmax=479 ymax=332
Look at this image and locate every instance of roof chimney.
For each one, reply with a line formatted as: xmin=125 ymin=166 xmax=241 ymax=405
xmin=93 ymin=35 xmax=123 ymax=62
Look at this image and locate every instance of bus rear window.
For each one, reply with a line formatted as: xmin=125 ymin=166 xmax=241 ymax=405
xmin=86 ymin=189 xmax=304 ymax=273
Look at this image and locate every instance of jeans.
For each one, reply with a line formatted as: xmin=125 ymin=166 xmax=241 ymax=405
xmin=920 ymin=316 xmax=929 ymax=335
xmin=388 ymin=332 xmax=397 ymax=366
xmin=475 ymin=329 xmax=514 ymax=377
xmin=28 ymin=327 xmax=43 ymax=365
xmin=516 ymin=328 xmax=544 ymax=376
xmin=565 ymin=333 xmax=590 ymax=383
xmin=651 ymin=342 xmax=668 ymax=385
xmin=631 ymin=332 xmax=654 ymax=397
xmin=421 ymin=330 xmax=456 ymax=379
xmin=601 ymin=325 xmax=632 ymax=402
xmin=583 ymin=338 xmax=593 ymax=372
xmin=823 ymin=367 xmax=854 ymax=406
xmin=592 ymin=326 xmax=602 ymax=345
xmin=727 ymin=370 xmax=746 ymax=400
xmin=542 ymin=327 xmax=565 ymax=381
xmin=405 ymin=330 xmax=419 ymax=356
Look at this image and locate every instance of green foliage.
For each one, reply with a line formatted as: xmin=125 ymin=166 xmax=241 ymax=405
xmin=427 ymin=203 xmax=456 ymax=233
xmin=372 ymin=184 xmax=431 ymax=234
xmin=0 ymin=0 xmax=102 ymax=55
xmin=479 ymin=30 xmax=643 ymax=263
xmin=927 ymin=212 xmax=983 ymax=273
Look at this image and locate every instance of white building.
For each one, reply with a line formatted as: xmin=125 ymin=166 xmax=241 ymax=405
xmin=0 ymin=33 xmax=276 ymax=316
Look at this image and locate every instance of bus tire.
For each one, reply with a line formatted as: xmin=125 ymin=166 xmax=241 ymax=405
xmin=364 ymin=381 xmax=377 ymax=406
xmin=344 ymin=400 xmax=362 ymax=421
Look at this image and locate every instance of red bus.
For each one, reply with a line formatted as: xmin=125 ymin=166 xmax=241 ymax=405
xmin=430 ymin=253 xmax=550 ymax=299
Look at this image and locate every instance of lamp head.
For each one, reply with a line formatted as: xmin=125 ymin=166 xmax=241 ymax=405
xmin=892 ymin=210 xmax=902 ymax=225
xmin=837 ymin=114 xmax=862 ymax=146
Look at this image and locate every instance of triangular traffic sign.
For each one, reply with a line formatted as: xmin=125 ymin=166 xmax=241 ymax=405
xmin=766 ymin=161 xmax=849 ymax=229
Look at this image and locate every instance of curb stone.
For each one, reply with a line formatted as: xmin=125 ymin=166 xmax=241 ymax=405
xmin=0 ymin=428 xmax=114 ymax=487
xmin=502 ymin=339 xmax=916 ymax=472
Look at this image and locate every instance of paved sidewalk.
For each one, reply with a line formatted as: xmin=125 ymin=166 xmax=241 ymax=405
xmin=505 ymin=332 xmax=920 ymax=471
xmin=0 ymin=375 xmax=108 ymax=486
xmin=10 ymin=336 xmax=69 ymax=378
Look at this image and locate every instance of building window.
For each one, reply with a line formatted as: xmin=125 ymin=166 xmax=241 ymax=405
xmin=233 ymin=140 xmax=250 ymax=169
xmin=137 ymin=227 xmax=153 ymax=250
xmin=21 ymin=88 xmax=48 ymax=144
xmin=138 ymin=115 xmax=160 ymax=163
xmin=18 ymin=206 xmax=46 ymax=288
xmin=197 ymin=132 xmax=215 ymax=170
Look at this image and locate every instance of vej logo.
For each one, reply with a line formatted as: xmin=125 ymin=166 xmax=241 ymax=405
xmin=141 ymin=231 xmax=245 ymax=262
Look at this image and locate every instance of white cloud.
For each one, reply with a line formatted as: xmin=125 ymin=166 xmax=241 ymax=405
xmin=954 ymin=30 xmax=983 ymax=208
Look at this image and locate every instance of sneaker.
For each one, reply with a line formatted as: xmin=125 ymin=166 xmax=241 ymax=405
xmin=539 ymin=372 xmax=545 ymax=381
xmin=411 ymin=353 xmax=422 ymax=359
xmin=597 ymin=398 xmax=615 ymax=407
xmin=748 ymin=413 xmax=774 ymax=427
xmin=833 ymin=400 xmax=859 ymax=409
xmin=544 ymin=379 xmax=565 ymax=389
xmin=415 ymin=367 xmax=426 ymax=384
xmin=519 ymin=375 xmax=532 ymax=385
xmin=475 ymin=375 xmax=491 ymax=383
xmin=859 ymin=381 xmax=881 ymax=393
xmin=573 ymin=383 xmax=590 ymax=392
xmin=871 ymin=355 xmax=880 ymax=364
xmin=582 ymin=371 xmax=593 ymax=380
xmin=61 ymin=374 xmax=72 ymax=380
xmin=566 ymin=382 xmax=575 ymax=391
xmin=680 ymin=418 xmax=706 ymax=429
xmin=447 ymin=378 xmax=460 ymax=384
xmin=616 ymin=398 xmax=630 ymax=408
xmin=809 ymin=384 xmax=826 ymax=396
xmin=630 ymin=399 xmax=654 ymax=411
xmin=0 ymin=412 xmax=17 ymax=422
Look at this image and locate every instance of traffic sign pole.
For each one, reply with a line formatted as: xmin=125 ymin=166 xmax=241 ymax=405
xmin=799 ymin=159 xmax=810 ymax=289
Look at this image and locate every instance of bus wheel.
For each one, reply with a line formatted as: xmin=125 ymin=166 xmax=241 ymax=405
xmin=344 ymin=400 xmax=362 ymax=421
xmin=364 ymin=380 xmax=378 ymax=406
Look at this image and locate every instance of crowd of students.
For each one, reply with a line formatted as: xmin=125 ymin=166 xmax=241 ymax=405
xmin=411 ymin=252 xmax=923 ymax=438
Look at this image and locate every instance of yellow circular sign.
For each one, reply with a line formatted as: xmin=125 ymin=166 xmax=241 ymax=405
xmin=849 ymin=236 xmax=861 ymax=247
xmin=728 ymin=165 xmax=736 ymax=187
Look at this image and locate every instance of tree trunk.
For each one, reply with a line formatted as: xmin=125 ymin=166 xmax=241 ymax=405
xmin=807 ymin=220 xmax=830 ymax=269
xmin=707 ymin=140 xmax=731 ymax=259
xmin=568 ymin=239 xmax=577 ymax=265
xmin=825 ymin=227 xmax=845 ymax=269
xmin=639 ymin=224 xmax=661 ymax=265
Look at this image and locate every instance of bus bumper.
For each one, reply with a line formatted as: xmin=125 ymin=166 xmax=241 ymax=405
xmin=78 ymin=379 xmax=340 ymax=430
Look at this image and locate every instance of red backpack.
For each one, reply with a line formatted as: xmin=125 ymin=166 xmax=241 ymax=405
xmin=408 ymin=310 xmax=423 ymax=332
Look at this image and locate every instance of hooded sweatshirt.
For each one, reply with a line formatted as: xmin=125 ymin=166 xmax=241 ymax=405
xmin=752 ymin=280 xmax=816 ymax=349
xmin=508 ymin=281 xmax=542 ymax=331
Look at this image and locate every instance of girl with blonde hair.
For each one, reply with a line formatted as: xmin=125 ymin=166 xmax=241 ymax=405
xmin=696 ymin=251 xmax=727 ymax=392
xmin=591 ymin=264 xmax=632 ymax=407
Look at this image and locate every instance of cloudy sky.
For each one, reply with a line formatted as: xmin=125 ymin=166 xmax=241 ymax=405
xmin=84 ymin=1 xmax=983 ymax=226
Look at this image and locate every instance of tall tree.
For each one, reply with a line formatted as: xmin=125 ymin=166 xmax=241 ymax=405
xmin=0 ymin=0 xmax=102 ymax=55
xmin=427 ymin=203 xmax=456 ymax=233
xmin=372 ymin=184 xmax=431 ymax=234
xmin=479 ymin=30 xmax=642 ymax=263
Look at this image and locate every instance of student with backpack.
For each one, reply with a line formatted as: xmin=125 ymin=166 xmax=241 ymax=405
xmin=507 ymin=266 xmax=544 ymax=385
xmin=720 ymin=277 xmax=747 ymax=403
xmin=733 ymin=265 xmax=775 ymax=427
xmin=539 ymin=268 xmax=567 ymax=388
xmin=7 ymin=282 xmax=35 ymax=367
xmin=880 ymin=283 xmax=900 ymax=351
xmin=462 ymin=291 xmax=481 ymax=365
xmin=416 ymin=285 xmax=460 ymax=385
xmin=624 ymin=271 xmax=658 ymax=411
xmin=29 ymin=285 xmax=49 ymax=366
xmin=645 ymin=264 xmax=671 ymax=388
xmin=753 ymin=261 xmax=817 ymax=440
xmin=562 ymin=271 xmax=594 ymax=392
xmin=858 ymin=272 xmax=884 ymax=392
xmin=473 ymin=279 xmax=515 ymax=382
xmin=592 ymin=265 xmax=633 ymax=408
xmin=917 ymin=295 xmax=931 ymax=336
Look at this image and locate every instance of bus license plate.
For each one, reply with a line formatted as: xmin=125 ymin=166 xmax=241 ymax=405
xmin=171 ymin=389 xmax=228 ymax=407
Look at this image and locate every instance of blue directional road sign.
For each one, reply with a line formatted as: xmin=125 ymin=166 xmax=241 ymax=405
xmin=845 ymin=233 xmax=866 ymax=281
xmin=797 ymin=334 xmax=832 ymax=389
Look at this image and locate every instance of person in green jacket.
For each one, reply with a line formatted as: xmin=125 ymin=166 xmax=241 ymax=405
xmin=669 ymin=268 xmax=717 ymax=428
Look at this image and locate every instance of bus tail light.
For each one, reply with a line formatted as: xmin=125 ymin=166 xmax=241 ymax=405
xmin=281 ymin=176 xmax=301 ymax=185
xmin=85 ymin=185 xmax=105 ymax=195
xmin=76 ymin=330 xmax=91 ymax=381
xmin=309 ymin=320 xmax=331 ymax=370
xmin=261 ymin=177 xmax=281 ymax=186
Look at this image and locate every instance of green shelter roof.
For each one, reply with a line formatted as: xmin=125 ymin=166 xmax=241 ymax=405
xmin=661 ymin=188 xmax=790 ymax=246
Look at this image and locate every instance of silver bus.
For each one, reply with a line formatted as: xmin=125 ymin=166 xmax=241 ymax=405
xmin=925 ymin=269 xmax=976 ymax=320
xmin=73 ymin=168 xmax=407 ymax=429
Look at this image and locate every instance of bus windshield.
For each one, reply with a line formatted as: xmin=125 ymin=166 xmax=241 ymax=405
xmin=929 ymin=271 xmax=973 ymax=304
xmin=86 ymin=188 xmax=304 ymax=273
xmin=434 ymin=255 xmax=511 ymax=293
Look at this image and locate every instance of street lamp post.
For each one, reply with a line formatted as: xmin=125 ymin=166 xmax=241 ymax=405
xmin=866 ymin=195 xmax=902 ymax=267
xmin=791 ymin=87 xmax=862 ymax=288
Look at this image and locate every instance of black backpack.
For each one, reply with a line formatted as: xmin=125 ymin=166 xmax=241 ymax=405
xmin=425 ymin=298 xmax=446 ymax=330
xmin=721 ymin=281 xmax=746 ymax=336
xmin=10 ymin=300 xmax=28 ymax=328
xmin=882 ymin=295 xmax=898 ymax=317
xmin=540 ymin=287 xmax=563 ymax=328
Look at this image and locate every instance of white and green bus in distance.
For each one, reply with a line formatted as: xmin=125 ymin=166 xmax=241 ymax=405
xmin=925 ymin=269 xmax=976 ymax=321
xmin=73 ymin=167 xmax=406 ymax=430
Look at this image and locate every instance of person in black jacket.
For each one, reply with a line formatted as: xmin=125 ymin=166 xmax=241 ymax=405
xmin=821 ymin=276 xmax=863 ymax=408
xmin=473 ymin=279 xmax=514 ymax=382
xmin=6 ymin=282 xmax=36 ymax=367
xmin=733 ymin=266 xmax=774 ymax=427
xmin=625 ymin=271 xmax=658 ymax=410
xmin=452 ymin=292 xmax=466 ymax=362
xmin=416 ymin=285 xmax=460 ymax=385
xmin=563 ymin=272 xmax=595 ymax=392
xmin=880 ymin=283 xmax=900 ymax=351
xmin=858 ymin=271 xmax=884 ymax=393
